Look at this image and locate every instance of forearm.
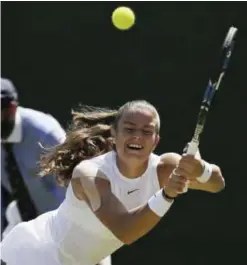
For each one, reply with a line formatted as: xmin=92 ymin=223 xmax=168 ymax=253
xmin=77 ymin=167 xmax=176 ymax=246
xmin=189 ymin=164 xmax=225 ymax=193
xmin=116 ymin=205 xmax=161 ymax=244
xmin=98 ymin=190 xmax=173 ymax=245
xmin=120 ymin=202 xmax=161 ymax=244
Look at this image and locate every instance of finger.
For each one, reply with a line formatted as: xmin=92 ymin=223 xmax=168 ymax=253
xmin=175 ymin=167 xmax=191 ymax=178
xmin=173 ymin=182 xmax=187 ymax=193
xmin=167 ymin=183 xmax=183 ymax=194
xmin=171 ymin=172 xmax=187 ymax=183
xmin=179 ymin=158 xmax=195 ymax=169
xmin=170 ymin=178 xmax=187 ymax=191
xmin=186 ymin=175 xmax=198 ymax=181
xmin=176 ymin=176 xmax=188 ymax=184
xmin=171 ymin=179 xmax=187 ymax=188
xmin=178 ymin=161 xmax=195 ymax=174
xmin=176 ymin=164 xmax=190 ymax=175
xmin=179 ymin=157 xmax=197 ymax=169
xmin=182 ymin=153 xmax=195 ymax=160
xmin=181 ymin=155 xmax=201 ymax=166
xmin=172 ymin=168 xmax=191 ymax=180
xmin=172 ymin=168 xmax=180 ymax=176
xmin=177 ymin=181 xmax=189 ymax=194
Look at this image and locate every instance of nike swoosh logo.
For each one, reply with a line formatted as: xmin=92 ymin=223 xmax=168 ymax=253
xmin=127 ymin=189 xmax=139 ymax=195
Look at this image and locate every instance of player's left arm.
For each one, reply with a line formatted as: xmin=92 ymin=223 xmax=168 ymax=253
xmin=158 ymin=152 xmax=225 ymax=193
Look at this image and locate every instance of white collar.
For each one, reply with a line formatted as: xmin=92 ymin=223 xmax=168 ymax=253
xmin=3 ymin=108 xmax=22 ymax=143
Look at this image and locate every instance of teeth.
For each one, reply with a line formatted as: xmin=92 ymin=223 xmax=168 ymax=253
xmin=128 ymin=144 xmax=142 ymax=149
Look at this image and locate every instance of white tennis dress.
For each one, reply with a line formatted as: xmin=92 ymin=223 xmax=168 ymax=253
xmin=1 ymin=151 xmax=161 ymax=265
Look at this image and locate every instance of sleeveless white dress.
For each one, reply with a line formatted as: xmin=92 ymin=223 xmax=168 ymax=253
xmin=1 ymin=151 xmax=161 ymax=265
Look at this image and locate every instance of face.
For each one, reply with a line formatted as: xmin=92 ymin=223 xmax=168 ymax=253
xmin=113 ymin=108 xmax=160 ymax=163
xmin=1 ymin=101 xmax=17 ymax=139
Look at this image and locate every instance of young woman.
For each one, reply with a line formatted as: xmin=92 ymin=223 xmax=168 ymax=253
xmin=1 ymin=100 xmax=225 ymax=265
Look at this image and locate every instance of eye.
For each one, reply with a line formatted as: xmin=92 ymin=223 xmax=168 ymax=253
xmin=125 ymin=128 xmax=134 ymax=132
xmin=143 ymin=130 xmax=153 ymax=135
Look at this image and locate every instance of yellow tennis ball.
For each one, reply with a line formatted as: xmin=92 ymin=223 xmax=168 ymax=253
xmin=111 ymin=7 xmax=135 ymax=30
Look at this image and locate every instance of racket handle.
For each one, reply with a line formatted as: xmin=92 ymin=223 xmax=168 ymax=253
xmin=182 ymin=141 xmax=199 ymax=193
xmin=186 ymin=141 xmax=199 ymax=155
xmin=177 ymin=141 xmax=199 ymax=194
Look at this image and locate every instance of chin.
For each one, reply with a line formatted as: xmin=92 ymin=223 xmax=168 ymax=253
xmin=124 ymin=149 xmax=149 ymax=160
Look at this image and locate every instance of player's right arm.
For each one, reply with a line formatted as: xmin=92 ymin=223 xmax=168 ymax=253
xmin=71 ymin=161 xmax=186 ymax=245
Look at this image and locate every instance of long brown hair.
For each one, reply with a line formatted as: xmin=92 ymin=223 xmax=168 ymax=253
xmin=40 ymin=100 xmax=160 ymax=187
xmin=40 ymin=106 xmax=118 ymax=187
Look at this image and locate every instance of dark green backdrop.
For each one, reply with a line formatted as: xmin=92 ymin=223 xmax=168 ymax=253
xmin=2 ymin=2 xmax=247 ymax=265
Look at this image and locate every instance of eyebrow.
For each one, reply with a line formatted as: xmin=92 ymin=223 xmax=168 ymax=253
xmin=123 ymin=121 xmax=155 ymax=128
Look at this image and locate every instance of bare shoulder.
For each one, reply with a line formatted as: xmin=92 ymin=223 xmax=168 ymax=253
xmin=71 ymin=160 xmax=110 ymax=209
xmin=70 ymin=160 xmax=135 ymax=243
xmin=157 ymin=152 xmax=181 ymax=187
xmin=72 ymin=160 xmax=109 ymax=180
xmin=72 ymin=160 xmax=95 ymax=177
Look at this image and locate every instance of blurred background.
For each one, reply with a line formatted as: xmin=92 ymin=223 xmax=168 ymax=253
xmin=1 ymin=1 xmax=247 ymax=265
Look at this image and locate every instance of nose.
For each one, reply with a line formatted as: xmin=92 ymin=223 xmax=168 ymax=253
xmin=131 ymin=130 xmax=143 ymax=138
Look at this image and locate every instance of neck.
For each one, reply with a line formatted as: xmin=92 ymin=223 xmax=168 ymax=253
xmin=116 ymin=155 xmax=149 ymax=179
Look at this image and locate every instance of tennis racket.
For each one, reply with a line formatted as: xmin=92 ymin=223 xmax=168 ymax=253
xmin=186 ymin=26 xmax=238 ymax=155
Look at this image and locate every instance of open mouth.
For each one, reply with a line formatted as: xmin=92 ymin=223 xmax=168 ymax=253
xmin=127 ymin=144 xmax=144 ymax=150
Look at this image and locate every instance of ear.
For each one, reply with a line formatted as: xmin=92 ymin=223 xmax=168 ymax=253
xmin=153 ymin=134 xmax=160 ymax=150
xmin=8 ymin=101 xmax=18 ymax=117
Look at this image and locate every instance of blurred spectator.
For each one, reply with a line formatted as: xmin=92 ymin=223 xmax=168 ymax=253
xmin=1 ymin=77 xmax=66 ymax=238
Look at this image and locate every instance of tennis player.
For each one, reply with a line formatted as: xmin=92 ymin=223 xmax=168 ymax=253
xmin=1 ymin=100 xmax=225 ymax=265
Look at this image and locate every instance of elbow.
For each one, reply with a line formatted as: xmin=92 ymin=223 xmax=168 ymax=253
xmin=211 ymin=165 xmax=225 ymax=193
xmin=218 ymin=175 xmax=226 ymax=192
xmin=212 ymin=178 xmax=225 ymax=193
xmin=117 ymin=233 xmax=140 ymax=245
xmin=121 ymin=238 xmax=135 ymax=245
